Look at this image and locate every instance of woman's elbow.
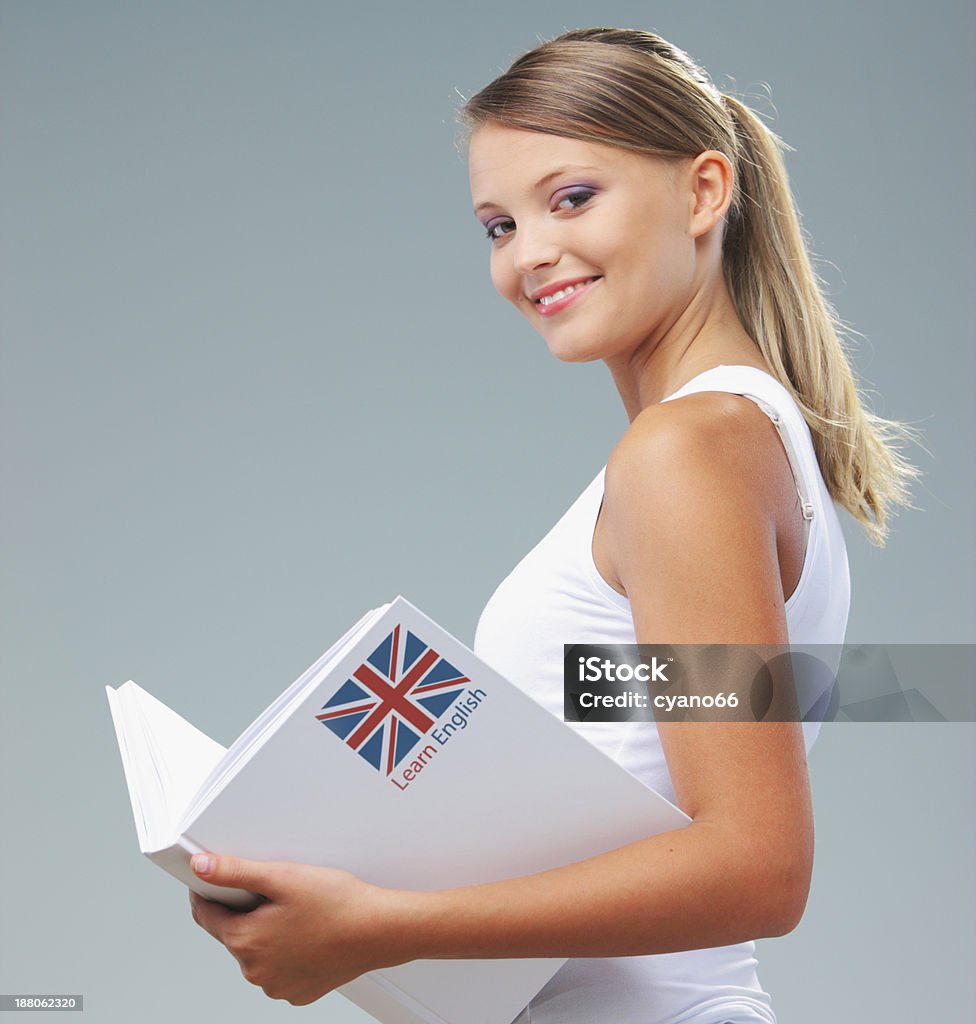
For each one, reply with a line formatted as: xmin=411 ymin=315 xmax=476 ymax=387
xmin=755 ymin=851 xmax=813 ymax=937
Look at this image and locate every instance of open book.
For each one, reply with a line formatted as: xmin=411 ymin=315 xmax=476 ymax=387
xmin=106 ymin=597 xmax=691 ymax=1024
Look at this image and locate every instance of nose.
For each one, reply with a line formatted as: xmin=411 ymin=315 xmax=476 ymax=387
xmin=511 ymin=221 xmax=560 ymax=276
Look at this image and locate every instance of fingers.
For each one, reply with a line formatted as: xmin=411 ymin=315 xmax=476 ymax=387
xmin=188 ymin=889 xmax=236 ymax=942
xmin=190 ymin=851 xmax=279 ymax=900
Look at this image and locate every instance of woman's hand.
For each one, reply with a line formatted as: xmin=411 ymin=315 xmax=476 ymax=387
xmin=188 ymin=853 xmax=407 ymax=1006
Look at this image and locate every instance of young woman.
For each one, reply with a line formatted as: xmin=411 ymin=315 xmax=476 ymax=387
xmin=188 ymin=28 xmax=917 ymax=1023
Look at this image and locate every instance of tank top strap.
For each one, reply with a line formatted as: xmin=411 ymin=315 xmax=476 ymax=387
xmin=660 ymin=364 xmax=823 ymax=549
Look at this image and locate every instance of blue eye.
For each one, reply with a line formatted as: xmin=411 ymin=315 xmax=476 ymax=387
xmin=484 ymin=218 xmax=515 ymax=241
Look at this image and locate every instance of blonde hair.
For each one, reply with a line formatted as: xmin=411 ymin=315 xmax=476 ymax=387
xmin=460 ymin=28 xmax=920 ymax=546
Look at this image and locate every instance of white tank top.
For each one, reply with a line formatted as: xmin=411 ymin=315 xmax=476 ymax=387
xmin=474 ymin=366 xmax=851 ymax=1024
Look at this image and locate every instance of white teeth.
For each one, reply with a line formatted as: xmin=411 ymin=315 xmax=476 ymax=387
xmin=537 ymin=279 xmax=594 ymax=305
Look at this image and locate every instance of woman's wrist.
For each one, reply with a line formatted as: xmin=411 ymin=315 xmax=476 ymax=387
xmin=366 ymin=883 xmax=446 ymax=967
xmin=373 ymin=884 xmax=492 ymax=964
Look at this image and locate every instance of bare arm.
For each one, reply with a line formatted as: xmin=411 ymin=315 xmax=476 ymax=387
xmin=391 ymin=395 xmax=812 ymax=960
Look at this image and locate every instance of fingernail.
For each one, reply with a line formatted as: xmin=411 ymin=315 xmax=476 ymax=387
xmin=192 ymin=854 xmax=213 ymax=875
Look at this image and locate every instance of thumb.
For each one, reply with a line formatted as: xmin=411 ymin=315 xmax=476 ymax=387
xmin=191 ymin=851 xmax=276 ymax=897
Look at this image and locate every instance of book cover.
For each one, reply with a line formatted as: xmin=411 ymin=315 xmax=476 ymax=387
xmin=107 ymin=597 xmax=691 ymax=1024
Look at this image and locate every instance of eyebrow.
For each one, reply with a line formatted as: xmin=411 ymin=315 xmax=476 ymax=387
xmin=473 ymin=164 xmax=603 ymax=215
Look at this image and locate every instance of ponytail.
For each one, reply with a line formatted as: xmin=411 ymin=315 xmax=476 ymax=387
xmin=720 ymin=95 xmax=920 ymax=545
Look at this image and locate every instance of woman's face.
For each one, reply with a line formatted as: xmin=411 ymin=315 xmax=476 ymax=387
xmin=468 ymin=121 xmax=702 ymax=365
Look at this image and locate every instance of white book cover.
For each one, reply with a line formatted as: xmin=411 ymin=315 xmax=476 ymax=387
xmin=106 ymin=597 xmax=691 ymax=1024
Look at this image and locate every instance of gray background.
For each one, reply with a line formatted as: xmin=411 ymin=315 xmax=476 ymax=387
xmin=2 ymin=1 xmax=973 ymax=1021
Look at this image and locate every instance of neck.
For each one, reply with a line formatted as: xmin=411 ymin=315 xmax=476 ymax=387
xmin=604 ymin=276 xmax=766 ymax=422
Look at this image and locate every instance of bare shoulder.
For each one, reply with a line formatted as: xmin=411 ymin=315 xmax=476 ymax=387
xmin=607 ymin=390 xmax=786 ymax=485
xmin=602 ymin=391 xmax=794 ymax=643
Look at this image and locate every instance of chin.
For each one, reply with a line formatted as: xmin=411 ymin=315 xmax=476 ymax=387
xmin=545 ymin=343 xmax=603 ymax=364
xmin=532 ymin=325 xmax=596 ymax=364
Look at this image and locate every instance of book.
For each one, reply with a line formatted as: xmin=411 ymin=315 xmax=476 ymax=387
xmin=106 ymin=596 xmax=691 ymax=1024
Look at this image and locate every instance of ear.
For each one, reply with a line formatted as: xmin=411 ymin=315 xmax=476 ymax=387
xmin=687 ymin=150 xmax=735 ymax=239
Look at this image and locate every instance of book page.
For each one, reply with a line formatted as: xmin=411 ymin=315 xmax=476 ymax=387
xmin=121 ymin=682 xmax=227 ymax=849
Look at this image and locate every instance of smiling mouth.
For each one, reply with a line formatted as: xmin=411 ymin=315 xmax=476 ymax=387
xmin=534 ymin=277 xmax=599 ymax=306
xmin=532 ymin=277 xmax=601 ymax=317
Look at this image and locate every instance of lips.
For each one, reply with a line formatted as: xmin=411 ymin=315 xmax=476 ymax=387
xmin=529 ymin=276 xmax=601 ymax=318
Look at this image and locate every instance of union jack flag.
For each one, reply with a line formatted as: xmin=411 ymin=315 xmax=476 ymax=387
xmin=316 ymin=624 xmax=470 ymax=775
